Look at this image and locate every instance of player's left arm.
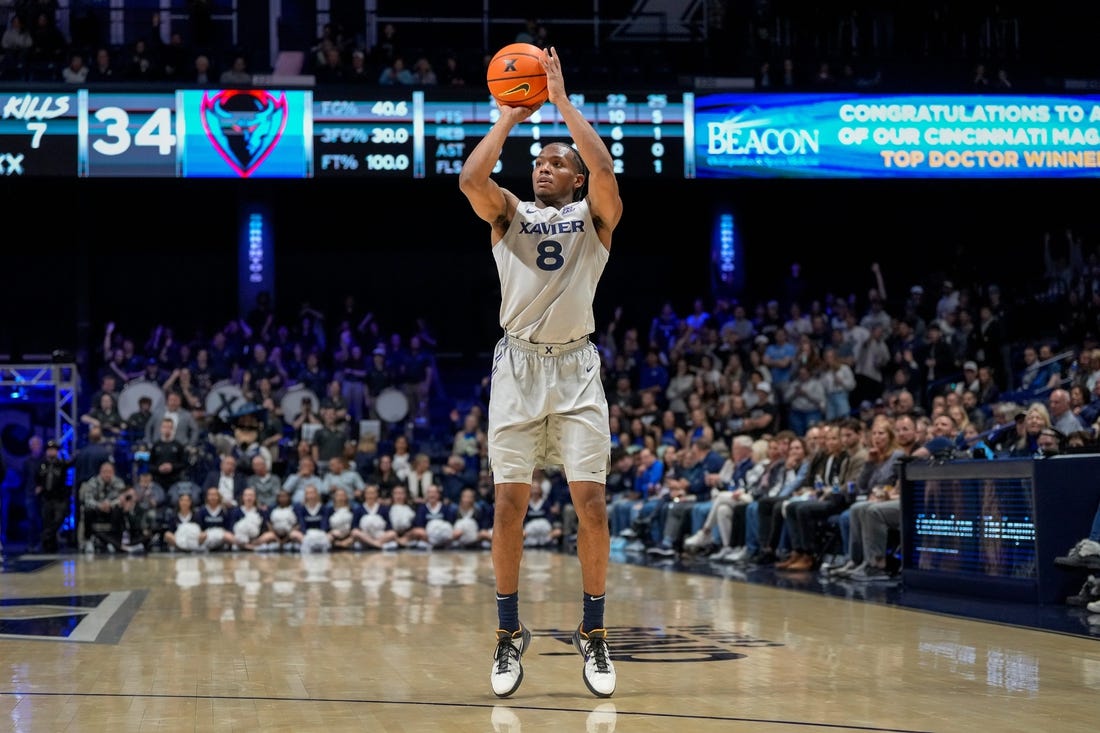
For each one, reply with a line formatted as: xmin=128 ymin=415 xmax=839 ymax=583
xmin=542 ymin=46 xmax=623 ymax=247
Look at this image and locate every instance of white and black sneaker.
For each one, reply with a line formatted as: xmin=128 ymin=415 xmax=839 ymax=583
xmin=491 ymin=624 xmax=531 ymax=698
xmin=573 ymin=626 xmax=616 ymax=698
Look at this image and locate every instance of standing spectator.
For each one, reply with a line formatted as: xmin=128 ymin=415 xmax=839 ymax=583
xmin=187 ymin=0 xmax=215 ymax=50
xmin=1 ymin=15 xmax=33 ymax=62
xmin=74 ymin=425 xmax=113 ymax=488
xmin=370 ymin=22 xmax=400 ymax=69
xmin=122 ymin=38 xmax=159 ymax=81
xmin=33 ymin=439 xmax=73 ymax=552
xmin=146 ymin=391 xmax=200 ymax=447
xmin=311 ymin=406 xmax=348 ymax=473
xmin=16 ymin=436 xmax=44 ymax=548
xmin=820 ymin=346 xmax=856 ymax=420
xmin=148 ymin=418 xmax=187 ymax=491
xmin=160 ymin=31 xmax=189 ymax=80
xmin=29 ymin=11 xmax=67 ymax=65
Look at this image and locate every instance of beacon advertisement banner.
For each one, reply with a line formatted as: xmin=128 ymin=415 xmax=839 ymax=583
xmin=693 ymin=93 xmax=1100 ymax=178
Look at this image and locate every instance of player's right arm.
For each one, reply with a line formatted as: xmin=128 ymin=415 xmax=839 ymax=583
xmin=458 ymin=106 xmax=531 ymax=239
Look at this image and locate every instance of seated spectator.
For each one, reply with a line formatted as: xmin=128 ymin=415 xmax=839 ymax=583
xmin=1008 ymin=402 xmax=1053 ymax=457
xmin=61 ymin=51 xmax=88 ymax=83
xmin=246 ymin=453 xmax=282 ymax=510
xmin=81 ymin=391 xmax=125 ymax=445
xmin=229 ymin=486 xmax=267 ymax=550
xmin=405 ymin=484 xmax=458 ymax=549
xmin=190 ymin=54 xmax=217 ymax=84
xmin=131 ymin=470 xmax=167 ymax=549
xmin=647 ymin=437 xmax=725 ymax=557
xmin=378 ymin=55 xmax=416 ymax=85
xmin=1049 ymin=388 xmax=1087 ymax=436
xmin=829 ymin=416 xmax=911 ymax=581
xmin=387 ymin=484 xmax=417 ymax=546
xmin=284 ymin=455 xmax=321 ymax=506
xmin=522 ymin=473 xmax=563 ymax=549
xmin=438 ymin=453 xmax=478 ymax=505
xmin=405 ymin=452 xmax=434 ymax=504
xmin=323 ymin=455 xmax=365 ymax=503
xmin=257 ymin=489 xmax=299 ymax=551
xmin=219 ymin=54 xmax=251 ymax=85
xmin=452 ymin=486 xmax=492 ymax=548
xmin=368 ymin=453 xmax=403 ymax=502
xmin=163 ymin=493 xmax=200 ymax=551
xmin=195 ymin=486 xmax=235 ymax=551
xmin=744 ymin=435 xmax=810 ymax=565
xmin=202 ymin=454 xmax=245 ymax=510
xmin=325 ymin=486 xmax=363 ymax=550
xmin=291 ymin=483 xmax=329 ymax=550
xmin=79 ymin=460 xmax=127 ymax=553
xmin=350 ymin=484 xmax=398 ymax=550
xmin=777 ymin=422 xmax=859 ymax=571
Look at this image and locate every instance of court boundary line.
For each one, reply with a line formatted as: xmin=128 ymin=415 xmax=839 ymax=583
xmin=0 ymin=690 xmax=938 ymax=732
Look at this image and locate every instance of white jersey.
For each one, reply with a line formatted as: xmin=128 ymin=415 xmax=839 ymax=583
xmin=494 ymin=198 xmax=609 ymax=344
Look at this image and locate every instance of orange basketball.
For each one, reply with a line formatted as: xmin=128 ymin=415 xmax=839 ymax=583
xmin=486 ymin=43 xmax=548 ymax=108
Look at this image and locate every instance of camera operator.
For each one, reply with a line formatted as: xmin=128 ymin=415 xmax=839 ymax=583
xmin=35 ymin=440 xmax=75 ymax=552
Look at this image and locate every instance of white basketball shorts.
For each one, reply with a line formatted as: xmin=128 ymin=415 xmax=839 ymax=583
xmin=488 ymin=334 xmax=610 ymax=485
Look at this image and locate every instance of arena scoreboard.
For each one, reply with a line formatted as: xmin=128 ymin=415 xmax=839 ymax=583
xmin=10 ymin=88 xmax=1100 ymax=179
xmin=0 ymin=87 xmax=692 ymax=179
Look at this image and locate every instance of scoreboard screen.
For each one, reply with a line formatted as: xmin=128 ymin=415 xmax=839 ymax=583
xmin=0 ymin=86 xmax=693 ymax=180
xmin=14 ymin=86 xmax=1100 ymax=180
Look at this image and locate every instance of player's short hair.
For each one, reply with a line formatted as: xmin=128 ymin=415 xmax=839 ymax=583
xmin=543 ymin=140 xmax=588 ymax=201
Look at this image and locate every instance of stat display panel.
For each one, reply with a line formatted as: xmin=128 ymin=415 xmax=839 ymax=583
xmin=0 ymin=87 xmax=693 ymax=179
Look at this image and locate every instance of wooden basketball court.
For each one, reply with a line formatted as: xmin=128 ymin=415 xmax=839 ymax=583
xmin=0 ymin=547 xmax=1096 ymax=732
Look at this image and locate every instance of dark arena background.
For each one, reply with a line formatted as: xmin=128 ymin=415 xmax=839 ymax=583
xmin=2 ymin=176 xmax=1093 ymax=360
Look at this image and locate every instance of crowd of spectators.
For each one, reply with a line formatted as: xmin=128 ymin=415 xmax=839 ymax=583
xmin=0 ymin=4 xmax=1078 ymax=92
xmin=5 ymin=219 xmax=1099 ymax=580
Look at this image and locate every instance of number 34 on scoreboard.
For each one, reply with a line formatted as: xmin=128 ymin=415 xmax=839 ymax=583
xmin=83 ymin=90 xmax=312 ymax=178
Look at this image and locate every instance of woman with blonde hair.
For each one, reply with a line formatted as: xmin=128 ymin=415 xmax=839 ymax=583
xmin=1009 ymin=402 xmax=1052 ymax=457
xmin=829 ymin=414 xmax=906 ymax=579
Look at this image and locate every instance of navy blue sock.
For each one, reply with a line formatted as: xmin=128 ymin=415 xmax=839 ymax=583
xmin=582 ymin=591 xmax=605 ymax=632
xmin=496 ymin=591 xmax=519 ymax=633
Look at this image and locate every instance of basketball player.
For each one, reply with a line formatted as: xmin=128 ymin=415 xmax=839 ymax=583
xmin=459 ymin=45 xmax=621 ymax=698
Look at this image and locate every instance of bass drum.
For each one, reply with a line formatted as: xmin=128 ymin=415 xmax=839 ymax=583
xmin=118 ymin=379 xmax=165 ymax=420
xmin=374 ymin=387 xmax=409 ymax=423
xmin=281 ymin=385 xmax=319 ymax=424
xmin=205 ymin=380 xmax=246 ymax=423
